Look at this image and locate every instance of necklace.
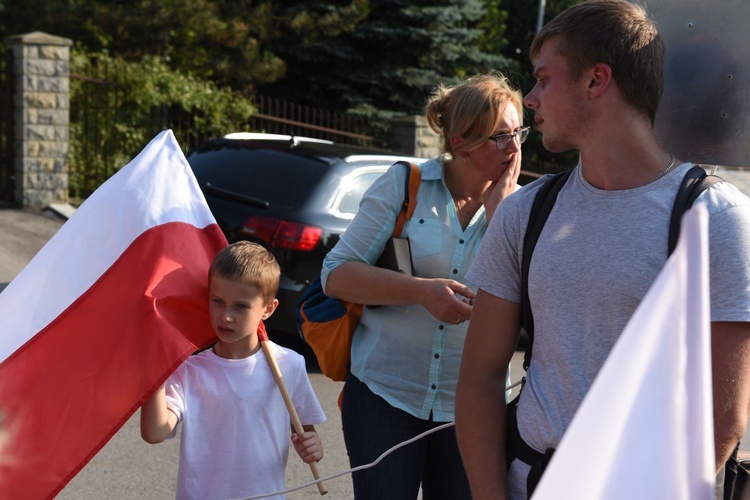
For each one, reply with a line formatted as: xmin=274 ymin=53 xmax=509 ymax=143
xmin=454 ymin=197 xmax=477 ymax=229
xmin=653 ymin=154 xmax=675 ymax=182
xmin=455 ymin=198 xmax=467 ymax=227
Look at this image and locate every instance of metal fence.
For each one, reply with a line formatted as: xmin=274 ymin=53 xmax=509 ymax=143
xmin=69 ymin=59 xmax=214 ymax=199
xmin=69 ymin=60 xmax=130 ymax=200
xmin=250 ymin=95 xmax=375 ymax=146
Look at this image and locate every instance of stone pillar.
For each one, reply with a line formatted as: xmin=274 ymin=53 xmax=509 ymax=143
xmin=6 ymin=32 xmax=71 ymax=208
xmin=389 ymin=115 xmax=441 ymax=159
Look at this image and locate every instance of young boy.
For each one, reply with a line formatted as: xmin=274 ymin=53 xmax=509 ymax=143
xmin=140 ymin=241 xmax=326 ymax=500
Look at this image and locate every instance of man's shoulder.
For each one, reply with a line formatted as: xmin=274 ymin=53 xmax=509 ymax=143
xmin=712 ymin=167 xmax=750 ymax=199
xmin=506 ymin=171 xmax=570 ymax=212
xmin=520 ymin=170 xmax=572 ymax=195
xmin=694 ymin=170 xmax=750 ymax=213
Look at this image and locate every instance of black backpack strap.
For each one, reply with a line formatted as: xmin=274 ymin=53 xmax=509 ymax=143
xmin=667 ymin=166 xmax=724 ymax=256
xmin=506 ymin=396 xmax=546 ymax=468
xmin=521 ymin=169 xmax=574 ymax=371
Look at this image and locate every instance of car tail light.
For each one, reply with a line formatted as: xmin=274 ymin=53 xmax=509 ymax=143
xmin=239 ymin=216 xmax=323 ymax=251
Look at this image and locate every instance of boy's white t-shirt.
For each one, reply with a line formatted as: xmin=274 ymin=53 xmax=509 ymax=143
xmin=165 ymin=342 xmax=326 ymax=500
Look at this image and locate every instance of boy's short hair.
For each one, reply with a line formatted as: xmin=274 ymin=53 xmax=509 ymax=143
xmin=530 ymin=0 xmax=665 ymax=124
xmin=209 ymin=241 xmax=280 ymax=304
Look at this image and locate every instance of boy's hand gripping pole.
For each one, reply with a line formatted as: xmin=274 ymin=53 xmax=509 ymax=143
xmin=258 ymin=322 xmax=328 ymax=495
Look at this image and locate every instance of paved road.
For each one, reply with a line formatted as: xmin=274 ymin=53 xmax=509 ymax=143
xmin=0 ymin=208 xmax=67 ymax=291
xmin=2 ymin=165 xmax=749 ymax=498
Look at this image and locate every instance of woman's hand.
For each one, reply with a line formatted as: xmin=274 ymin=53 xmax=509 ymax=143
xmin=417 ymin=278 xmax=476 ymax=325
xmin=484 ymin=151 xmax=522 ymax=222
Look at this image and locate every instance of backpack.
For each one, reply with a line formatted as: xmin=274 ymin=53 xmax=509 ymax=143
xmin=725 ymin=444 xmax=750 ymax=500
xmin=510 ymin=165 xmax=724 ymax=497
xmin=295 ymin=161 xmax=421 ymax=382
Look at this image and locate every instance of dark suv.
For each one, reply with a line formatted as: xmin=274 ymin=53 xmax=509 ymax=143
xmin=187 ymin=133 xmax=425 ymax=344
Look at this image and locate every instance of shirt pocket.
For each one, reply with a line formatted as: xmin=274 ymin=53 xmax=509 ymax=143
xmin=406 ymin=217 xmax=444 ymax=258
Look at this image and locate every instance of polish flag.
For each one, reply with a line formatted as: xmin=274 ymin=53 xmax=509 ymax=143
xmin=0 ymin=130 xmax=227 ymax=498
xmin=532 ymin=206 xmax=714 ymax=499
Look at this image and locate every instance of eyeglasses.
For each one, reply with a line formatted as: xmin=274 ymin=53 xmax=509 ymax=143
xmin=488 ymin=126 xmax=530 ymax=150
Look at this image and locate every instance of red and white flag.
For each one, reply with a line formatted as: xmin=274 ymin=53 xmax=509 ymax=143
xmin=0 ymin=130 xmax=227 ymax=498
xmin=533 ymin=206 xmax=715 ymax=499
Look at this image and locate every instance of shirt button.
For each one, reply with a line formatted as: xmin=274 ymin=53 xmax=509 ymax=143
xmin=439 ymin=324 xmax=445 ymax=330
xmin=431 ymin=384 xmax=437 ymax=390
xmin=459 ymin=239 xmax=465 ymax=244
xmin=452 ymin=269 xmax=458 ymax=274
xmin=419 ymin=219 xmax=425 ymax=224
xmin=434 ymin=353 xmax=440 ymax=359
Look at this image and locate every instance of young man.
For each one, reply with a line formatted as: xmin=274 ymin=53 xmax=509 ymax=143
xmin=140 ymin=241 xmax=326 ymax=500
xmin=455 ymin=1 xmax=750 ymax=499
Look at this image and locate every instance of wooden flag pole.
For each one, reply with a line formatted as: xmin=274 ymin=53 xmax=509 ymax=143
xmin=258 ymin=322 xmax=328 ymax=495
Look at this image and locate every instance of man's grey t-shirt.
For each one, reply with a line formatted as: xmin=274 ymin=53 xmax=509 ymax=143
xmin=467 ymin=163 xmax=750 ymax=499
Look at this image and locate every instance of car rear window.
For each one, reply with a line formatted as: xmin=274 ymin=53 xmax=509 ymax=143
xmin=335 ymin=170 xmax=386 ymax=216
xmin=188 ymin=147 xmax=329 ymax=209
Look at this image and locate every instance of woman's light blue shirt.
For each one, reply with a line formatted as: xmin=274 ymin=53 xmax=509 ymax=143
xmin=321 ymin=155 xmax=492 ymax=422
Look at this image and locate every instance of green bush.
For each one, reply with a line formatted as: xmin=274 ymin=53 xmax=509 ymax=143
xmin=69 ymin=46 xmax=255 ymax=198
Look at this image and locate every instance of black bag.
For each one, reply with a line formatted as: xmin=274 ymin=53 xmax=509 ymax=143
xmin=724 ymin=444 xmax=750 ymax=500
xmin=506 ymin=397 xmax=554 ymax=497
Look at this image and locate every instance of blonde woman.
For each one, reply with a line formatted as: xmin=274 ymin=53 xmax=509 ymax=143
xmin=321 ymin=72 xmax=526 ymax=500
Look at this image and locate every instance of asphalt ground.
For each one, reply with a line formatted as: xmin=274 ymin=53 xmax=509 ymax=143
xmin=1 ymin=164 xmax=749 ymax=498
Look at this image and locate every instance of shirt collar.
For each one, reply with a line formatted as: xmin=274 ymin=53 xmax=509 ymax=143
xmin=420 ymin=154 xmax=449 ymax=181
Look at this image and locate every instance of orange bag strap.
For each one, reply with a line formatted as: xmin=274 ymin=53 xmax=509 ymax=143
xmin=393 ymin=162 xmax=421 ymax=238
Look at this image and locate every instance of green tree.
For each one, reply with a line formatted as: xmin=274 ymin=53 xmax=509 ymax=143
xmin=0 ymin=0 xmax=96 ymax=49
xmin=83 ymin=0 xmax=288 ymax=91
xmin=476 ymin=0 xmax=510 ymax=57
xmin=0 ymin=0 xmax=519 ymax=118
xmin=1 ymin=0 xmax=576 ymax=171
xmin=261 ymin=0 xmax=516 ymax=132
xmin=68 ymin=47 xmax=256 ymax=198
xmin=0 ymin=0 xmax=369 ymax=94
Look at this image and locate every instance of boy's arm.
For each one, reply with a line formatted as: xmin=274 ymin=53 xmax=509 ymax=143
xmin=140 ymin=383 xmax=178 ymax=444
xmin=291 ymin=424 xmax=324 ymax=464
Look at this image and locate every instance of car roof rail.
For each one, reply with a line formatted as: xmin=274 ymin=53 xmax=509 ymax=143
xmin=223 ymin=132 xmax=334 ymax=145
xmin=344 ymin=155 xmax=426 ymax=164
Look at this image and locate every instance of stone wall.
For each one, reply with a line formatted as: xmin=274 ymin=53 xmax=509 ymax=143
xmin=6 ymin=32 xmax=71 ymax=208
xmin=389 ymin=115 xmax=441 ymax=159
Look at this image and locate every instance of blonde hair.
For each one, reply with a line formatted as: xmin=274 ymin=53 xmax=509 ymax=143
xmin=208 ymin=241 xmax=280 ymax=304
xmin=425 ymin=72 xmax=524 ymax=154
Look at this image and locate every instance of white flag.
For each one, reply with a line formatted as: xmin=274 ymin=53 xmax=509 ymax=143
xmin=533 ymin=206 xmax=714 ymax=499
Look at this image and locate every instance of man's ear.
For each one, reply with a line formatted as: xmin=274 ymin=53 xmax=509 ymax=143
xmin=262 ymin=298 xmax=279 ymax=320
xmin=587 ymin=63 xmax=613 ymax=98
